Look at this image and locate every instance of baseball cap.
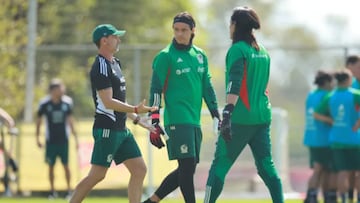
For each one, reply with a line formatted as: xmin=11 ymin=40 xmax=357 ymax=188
xmin=92 ymin=24 xmax=126 ymax=43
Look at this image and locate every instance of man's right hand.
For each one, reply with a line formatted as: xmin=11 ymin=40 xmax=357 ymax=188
xmin=149 ymin=110 xmax=165 ymax=149
xmin=135 ymin=99 xmax=158 ymax=113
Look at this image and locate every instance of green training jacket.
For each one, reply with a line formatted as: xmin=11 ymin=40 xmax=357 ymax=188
xmin=149 ymin=42 xmax=218 ymax=126
xmin=226 ymin=41 xmax=272 ymax=124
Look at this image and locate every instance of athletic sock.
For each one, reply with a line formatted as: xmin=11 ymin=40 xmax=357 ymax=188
xmin=323 ymin=191 xmax=330 ymax=203
xmin=329 ymin=190 xmax=337 ymax=203
xmin=323 ymin=190 xmax=336 ymax=203
xmin=154 ymin=169 xmax=179 ymax=199
xmin=306 ymin=188 xmax=318 ymax=201
xmin=348 ymin=188 xmax=354 ymax=202
xmin=178 ymin=158 xmax=196 ymax=203
xmin=340 ymin=193 xmax=347 ymax=203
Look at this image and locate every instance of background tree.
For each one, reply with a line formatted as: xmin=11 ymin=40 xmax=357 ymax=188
xmin=34 ymin=0 xmax=194 ymax=116
xmin=0 ymin=0 xmax=28 ymax=118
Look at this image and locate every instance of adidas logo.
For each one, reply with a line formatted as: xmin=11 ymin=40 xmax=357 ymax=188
xmin=177 ymin=57 xmax=183 ymax=63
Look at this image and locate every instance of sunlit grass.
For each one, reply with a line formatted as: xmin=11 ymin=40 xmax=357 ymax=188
xmin=1 ymin=197 xmax=303 ymax=203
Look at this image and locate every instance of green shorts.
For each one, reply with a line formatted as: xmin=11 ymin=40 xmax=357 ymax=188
xmin=165 ymin=125 xmax=202 ymax=162
xmin=332 ymin=148 xmax=360 ymax=171
xmin=91 ymin=128 xmax=142 ymax=167
xmin=309 ymin=147 xmax=334 ymax=171
xmin=45 ymin=142 xmax=69 ymax=166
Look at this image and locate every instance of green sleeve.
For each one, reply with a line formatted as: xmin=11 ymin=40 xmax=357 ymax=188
xmin=315 ymin=93 xmax=331 ymax=114
xmin=226 ymin=46 xmax=245 ymax=95
xmin=352 ymin=89 xmax=360 ymax=106
xmin=149 ymin=52 xmax=169 ymax=107
xmin=202 ymin=54 xmax=218 ymax=111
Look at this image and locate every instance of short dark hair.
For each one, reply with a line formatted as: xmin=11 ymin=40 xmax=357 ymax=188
xmin=49 ymin=78 xmax=63 ymax=91
xmin=314 ymin=70 xmax=333 ymax=86
xmin=345 ymin=55 xmax=360 ymax=67
xmin=334 ymin=69 xmax=351 ymax=84
xmin=95 ymin=40 xmax=100 ymax=48
xmin=230 ymin=7 xmax=260 ymax=50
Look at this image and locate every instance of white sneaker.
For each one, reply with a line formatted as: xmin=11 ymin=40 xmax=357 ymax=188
xmin=48 ymin=191 xmax=58 ymax=199
xmin=65 ymin=191 xmax=73 ymax=200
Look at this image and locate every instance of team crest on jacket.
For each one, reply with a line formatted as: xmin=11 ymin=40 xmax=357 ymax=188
xmin=197 ymin=54 xmax=204 ymax=64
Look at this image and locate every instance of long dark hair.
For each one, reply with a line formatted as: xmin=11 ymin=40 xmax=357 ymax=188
xmin=231 ymin=7 xmax=260 ymax=50
xmin=173 ymin=12 xmax=196 ymax=43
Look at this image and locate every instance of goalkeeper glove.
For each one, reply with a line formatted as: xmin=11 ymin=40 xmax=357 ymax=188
xmin=150 ymin=110 xmax=165 ymax=149
xmin=210 ymin=109 xmax=221 ymax=135
xmin=220 ymin=104 xmax=234 ymax=142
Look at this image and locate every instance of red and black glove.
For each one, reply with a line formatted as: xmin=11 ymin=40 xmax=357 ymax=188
xmin=150 ymin=110 xmax=165 ymax=149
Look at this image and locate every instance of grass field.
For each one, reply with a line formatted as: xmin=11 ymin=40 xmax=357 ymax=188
xmin=1 ymin=197 xmax=303 ymax=203
xmin=1 ymin=118 xmax=307 ymax=202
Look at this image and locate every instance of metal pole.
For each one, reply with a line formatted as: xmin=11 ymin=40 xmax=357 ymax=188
xmin=133 ymin=49 xmax=141 ymax=103
xmin=24 ymin=0 xmax=38 ymax=122
xmin=272 ymin=107 xmax=291 ymax=192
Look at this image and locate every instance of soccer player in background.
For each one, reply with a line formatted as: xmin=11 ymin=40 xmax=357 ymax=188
xmin=303 ymin=70 xmax=337 ymax=203
xmin=346 ymin=55 xmax=360 ymax=89
xmin=345 ymin=55 xmax=360 ymax=203
xmin=314 ymin=69 xmax=360 ymax=203
xmin=204 ymin=6 xmax=284 ymax=203
xmin=142 ymin=12 xmax=220 ymax=203
xmin=69 ymin=24 xmax=157 ymax=203
xmin=36 ymin=79 xmax=78 ymax=199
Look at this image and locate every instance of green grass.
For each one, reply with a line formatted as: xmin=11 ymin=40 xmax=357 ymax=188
xmin=1 ymin=119 xmax=306 ymax=201
xmin=1 ymin=197 xmax=303 ymax=203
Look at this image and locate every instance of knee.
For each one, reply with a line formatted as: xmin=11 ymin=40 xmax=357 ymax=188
xmin=130 ymin=163 xmax=147 ymax=179
xmin=87 ymin=171 xmax=106 ymax=183
xmin=96 ymin=173 xmax=106 ymax=182
xmin=178 ymin=158 xmax=196 ymax=175
xmin=312 ymin=163 xmax=323 ymax=174
xmin=256 ymin=157 xmax=278 ymax=178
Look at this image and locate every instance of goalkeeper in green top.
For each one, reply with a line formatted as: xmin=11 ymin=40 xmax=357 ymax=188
xmin=204 ymin=7 xmax=284 ymax=203
xmin=142 ymin=12 xmax=220 ymax=203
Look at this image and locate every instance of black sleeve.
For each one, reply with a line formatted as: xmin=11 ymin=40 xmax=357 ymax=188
xmin=37 ymin=103 xmax=46 ymax=117
xmin=91 ymin=57 xmax=112 ymax=91
xmin=67 ymin=102 xmax=73 ymax=115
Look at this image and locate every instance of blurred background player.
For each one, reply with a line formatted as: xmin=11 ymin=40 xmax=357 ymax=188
xmin=314 ymin=69 xmax=360 ymax=203
xmin=345 ymin=54 xmax=360 ymax=203
xmin=204 ymin=6 xmax=284 ymax=203
xmin=36 ymin=78 xmax=78 ymax=199
xmin=143 ymin=11 xmax=220 ymax=203
xmin=303 ymin=70 xmax=337 ymax=203
xmin=69 ymin=24 xmax=157 ymax=203
xmin=346 ymin=55 xmax=360 ymax=89
xmin=0 ymin=107 xmax=19 ymax=173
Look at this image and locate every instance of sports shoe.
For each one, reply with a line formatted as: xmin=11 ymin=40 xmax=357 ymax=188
xmin=65 ymin=190 xmax=73 ymax=200
xmin=48 ymin=191 xmax=58 ymax=199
